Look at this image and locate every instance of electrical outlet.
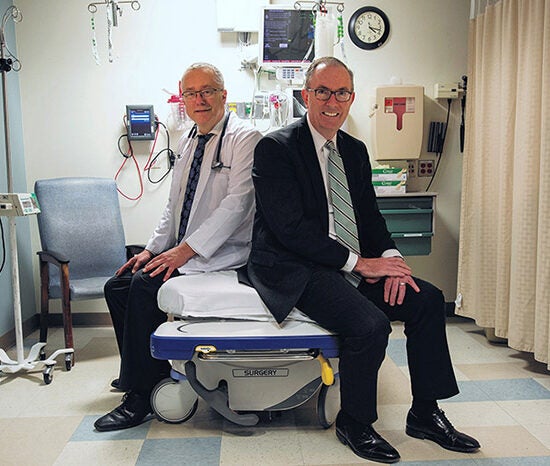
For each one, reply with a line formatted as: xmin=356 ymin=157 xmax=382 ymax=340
xmin=418 ymin=159 xmax=435 ymax=177
xmin=407 ymin=160 xmax=416 ymax=178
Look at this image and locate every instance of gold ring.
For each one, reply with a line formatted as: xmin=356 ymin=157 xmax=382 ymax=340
xmin=399 ymin=283 xmax=406 ymax=286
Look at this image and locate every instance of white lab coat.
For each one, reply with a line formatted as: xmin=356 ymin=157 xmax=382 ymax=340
xmin=145 ymin=112 xmax=262 ymax=273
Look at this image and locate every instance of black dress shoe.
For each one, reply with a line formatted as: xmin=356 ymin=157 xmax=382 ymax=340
xmin=110 ymin=378 xmax=121 ymax=390
xmin=406 ymin=408 xmax=480 ymax=452
xmin=335 ymin=411 xmax=400 ymax=464
xmin=94 ymin=391 xmax=153 ymax=432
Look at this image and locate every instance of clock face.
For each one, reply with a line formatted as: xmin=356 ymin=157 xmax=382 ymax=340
xmin=348 ymin=7 xmax=390 ymax=50
xmin=355 ymin=11 xmax=385 ymax=43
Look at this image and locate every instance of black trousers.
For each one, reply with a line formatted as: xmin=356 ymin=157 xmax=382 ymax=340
xmin=296 ymin=269 xmax=458 ymax=425
xmin=104 ymin=269 xmax=180 ymax=394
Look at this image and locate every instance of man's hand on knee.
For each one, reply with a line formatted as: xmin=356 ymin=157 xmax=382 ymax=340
xmin=116 ymin=250 xmax=154 ymax=276
xmin=354 ymin=256 xmax=412 ymax=280
xmin=143 ymin=243 xmax=197 ymax=281
xmin=384 ymin=275 xmax=420 ymax=306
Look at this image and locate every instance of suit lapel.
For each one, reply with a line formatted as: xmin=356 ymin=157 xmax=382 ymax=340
xmin=296 ymin=118 xmax=330 ymax=229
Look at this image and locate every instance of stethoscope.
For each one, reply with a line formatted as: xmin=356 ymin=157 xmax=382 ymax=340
xmin=186 ymin=112 xmax=231 ymax=170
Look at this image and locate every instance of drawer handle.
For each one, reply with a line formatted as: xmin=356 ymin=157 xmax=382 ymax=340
xmin=380 ymin=208 xmax=433 ymax=215
xmin=391 ymin=232 xmax=434 ymax=238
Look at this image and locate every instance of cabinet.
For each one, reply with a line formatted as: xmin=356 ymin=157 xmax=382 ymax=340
xmin=376 ymin=193 xmax=436 ymax=256
xmin=216 ymin=0 xmax=263 ymax=32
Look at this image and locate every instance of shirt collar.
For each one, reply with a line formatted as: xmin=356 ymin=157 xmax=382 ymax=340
xmin=306 ymin=113 xmax=337 ymax=154
xmin=194 ymin=112 xmax=227 ymax=138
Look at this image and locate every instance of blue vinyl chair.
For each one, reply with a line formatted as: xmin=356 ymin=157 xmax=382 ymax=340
xmin=34 ymin=177 xmax=140 ymax=358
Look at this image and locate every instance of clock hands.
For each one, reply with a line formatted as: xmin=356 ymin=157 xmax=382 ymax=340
xmin=349 ymin=6 xmax=390 ymax=50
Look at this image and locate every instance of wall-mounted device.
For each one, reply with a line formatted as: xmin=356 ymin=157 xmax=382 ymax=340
xmin=434 ymin=82 xmax=459 ymax=99
xmin=290 ymin=88 xmax=307 ymax=120
xmin=216 ymin=0 xmax=264 ymax=32
xmin=428 ymin=121 xmax=447 ymax=153
xmin=259 ymin=5 xmax=315 ymax=70
xmin=370 ymin=85 xmax=424 ymax=161
xmin=275 ymin=67 xmax=305 ymax=81
xmin=126 ymin=105 xmax=155 ymax=141
xmin=0 ymin=193 xmax=41 ymax=216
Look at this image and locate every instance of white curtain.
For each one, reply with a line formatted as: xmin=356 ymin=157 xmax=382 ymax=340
xmin=456 ymin=0 xmax=550 ymax=368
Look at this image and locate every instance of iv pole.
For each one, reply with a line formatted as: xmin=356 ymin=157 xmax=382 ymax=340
xmin=0 ymin=5 xmax=73 ymax=384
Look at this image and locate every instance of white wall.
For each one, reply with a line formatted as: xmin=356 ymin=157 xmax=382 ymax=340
xmin=15 ymin=0 xmax=470 ymax=315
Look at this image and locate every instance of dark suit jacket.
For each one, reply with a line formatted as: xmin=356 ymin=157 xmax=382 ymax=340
xmin=247 ymin=116 xmax=396 ymax=323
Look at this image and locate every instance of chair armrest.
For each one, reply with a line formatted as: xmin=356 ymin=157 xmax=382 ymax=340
xmin=126 ymin=244 xmax=146 ymax=260
xmin=37 ymin=250 xmax=70 ymax=266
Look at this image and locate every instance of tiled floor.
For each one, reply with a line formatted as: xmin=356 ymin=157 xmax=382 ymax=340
xmin=1 ymin=317 xmax=550 ymax=465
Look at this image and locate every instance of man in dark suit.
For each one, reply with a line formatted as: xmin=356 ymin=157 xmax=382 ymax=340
xmin=246 ymin=57 xmax=480 ymax=464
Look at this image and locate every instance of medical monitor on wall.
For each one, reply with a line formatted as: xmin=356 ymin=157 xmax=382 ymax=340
xmin=259 ymin=6 xmax=315 ymax=68
xmin=126 ymin=105 xmax=155 ymax=141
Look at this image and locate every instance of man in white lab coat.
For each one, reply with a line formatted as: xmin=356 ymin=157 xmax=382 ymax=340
xmin=95 ymin=63 xmax=261 ymax=432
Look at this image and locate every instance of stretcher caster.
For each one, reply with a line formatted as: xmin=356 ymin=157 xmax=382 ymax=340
xmin=43 ymin=364 xmax=54 ymax=385
xmin=151 ymin=377 xmax=198 ymax=424
xmin=65 ymin=353 xmax=73 ymax=371
xmin=317 ymin=376 xmax=340 ymax=428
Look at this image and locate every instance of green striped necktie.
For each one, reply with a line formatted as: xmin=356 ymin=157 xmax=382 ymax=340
xmin=325 ymin=140 xmax=362 ymax=285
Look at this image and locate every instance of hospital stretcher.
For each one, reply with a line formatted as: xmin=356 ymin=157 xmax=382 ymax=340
xmin=149 ymin=271 xmax=341 ymax=427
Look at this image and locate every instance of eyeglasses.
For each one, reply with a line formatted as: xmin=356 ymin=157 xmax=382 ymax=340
xmin=307 ymin=88 xmax=353 ymax=102
xmin=181 ymin=88 xmax=222 ymax=101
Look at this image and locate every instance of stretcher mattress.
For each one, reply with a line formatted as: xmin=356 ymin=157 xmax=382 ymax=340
xmin=157 ymin=270 xmax=313 ymax=322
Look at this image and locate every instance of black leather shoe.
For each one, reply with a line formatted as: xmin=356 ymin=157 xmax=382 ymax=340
xmin=94 ymin=391 xmax=153 ymax=432
xmin=335 ymin=411 xmax=400 ymax=464
xmin=406 ymin=408 xmax=480 ymax=452
xmin=110 ymin=378 xmax=121 ymax=390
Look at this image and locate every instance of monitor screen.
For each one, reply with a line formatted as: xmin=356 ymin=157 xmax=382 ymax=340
xmin=126 ymin=105 xmax=155 ymax=141
xmin=259 ymin=6 xmax=315 ymax=68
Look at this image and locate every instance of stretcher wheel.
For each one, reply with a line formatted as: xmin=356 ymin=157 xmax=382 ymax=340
xmin=317 ymin=376 xmax=340 ymax=428
xmin=43 ymin=365 xmax=54 ymax=385
xmin=151 ymin=377 xmax=198 ymax=424
xmin=65 ymin=353 xmax=73 ymax=371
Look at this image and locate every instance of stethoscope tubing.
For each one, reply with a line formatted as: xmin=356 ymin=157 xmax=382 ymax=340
xmin=186 ymin=112 xmax=231 ymax=170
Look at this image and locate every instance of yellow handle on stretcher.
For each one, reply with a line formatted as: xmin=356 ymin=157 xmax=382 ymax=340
xmin=195 ymin=345 xmax=217 ymax=354
xmin=316 ymin=354 xmax=334 ymax=385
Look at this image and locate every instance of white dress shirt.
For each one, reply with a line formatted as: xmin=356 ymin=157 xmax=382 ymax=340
xmin=306 ymin=115 xmax=401 ymax=272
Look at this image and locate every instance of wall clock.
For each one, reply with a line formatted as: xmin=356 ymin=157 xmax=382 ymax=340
xmin=348 ymin=6 xmax=390 ymax=50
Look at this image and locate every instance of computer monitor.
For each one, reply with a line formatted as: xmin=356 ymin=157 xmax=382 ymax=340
xmin=259 ymin=6 xmax=315 ymax=69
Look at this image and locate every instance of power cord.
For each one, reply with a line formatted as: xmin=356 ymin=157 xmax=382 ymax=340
xmin=115 ymin=114 xmax=144 ymax=201
xmin=426 ymin=98 xmax=452 ymax=192
xmin=114 ymin=115 xmax=174 ymax=200
xmin=0 ymin=217 xmax=5 ymax=274
xmin=145 ymin=121 xmax=174 ymax=184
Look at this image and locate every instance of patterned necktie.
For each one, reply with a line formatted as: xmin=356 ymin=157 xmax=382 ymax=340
xmin=178 ymin=133 xmax=213 ymax=242
xmin=325 ymin=140 xmax=363 ymax=286
xmin=325 ymin=140 xmax=360 ymax=254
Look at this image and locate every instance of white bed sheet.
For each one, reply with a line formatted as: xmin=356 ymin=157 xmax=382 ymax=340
xmin=157 ymin=270 xmax=312 ymax=322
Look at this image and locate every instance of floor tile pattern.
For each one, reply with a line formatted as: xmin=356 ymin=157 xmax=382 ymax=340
xmin=1 ymin=318 xmax=549 ymax=465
